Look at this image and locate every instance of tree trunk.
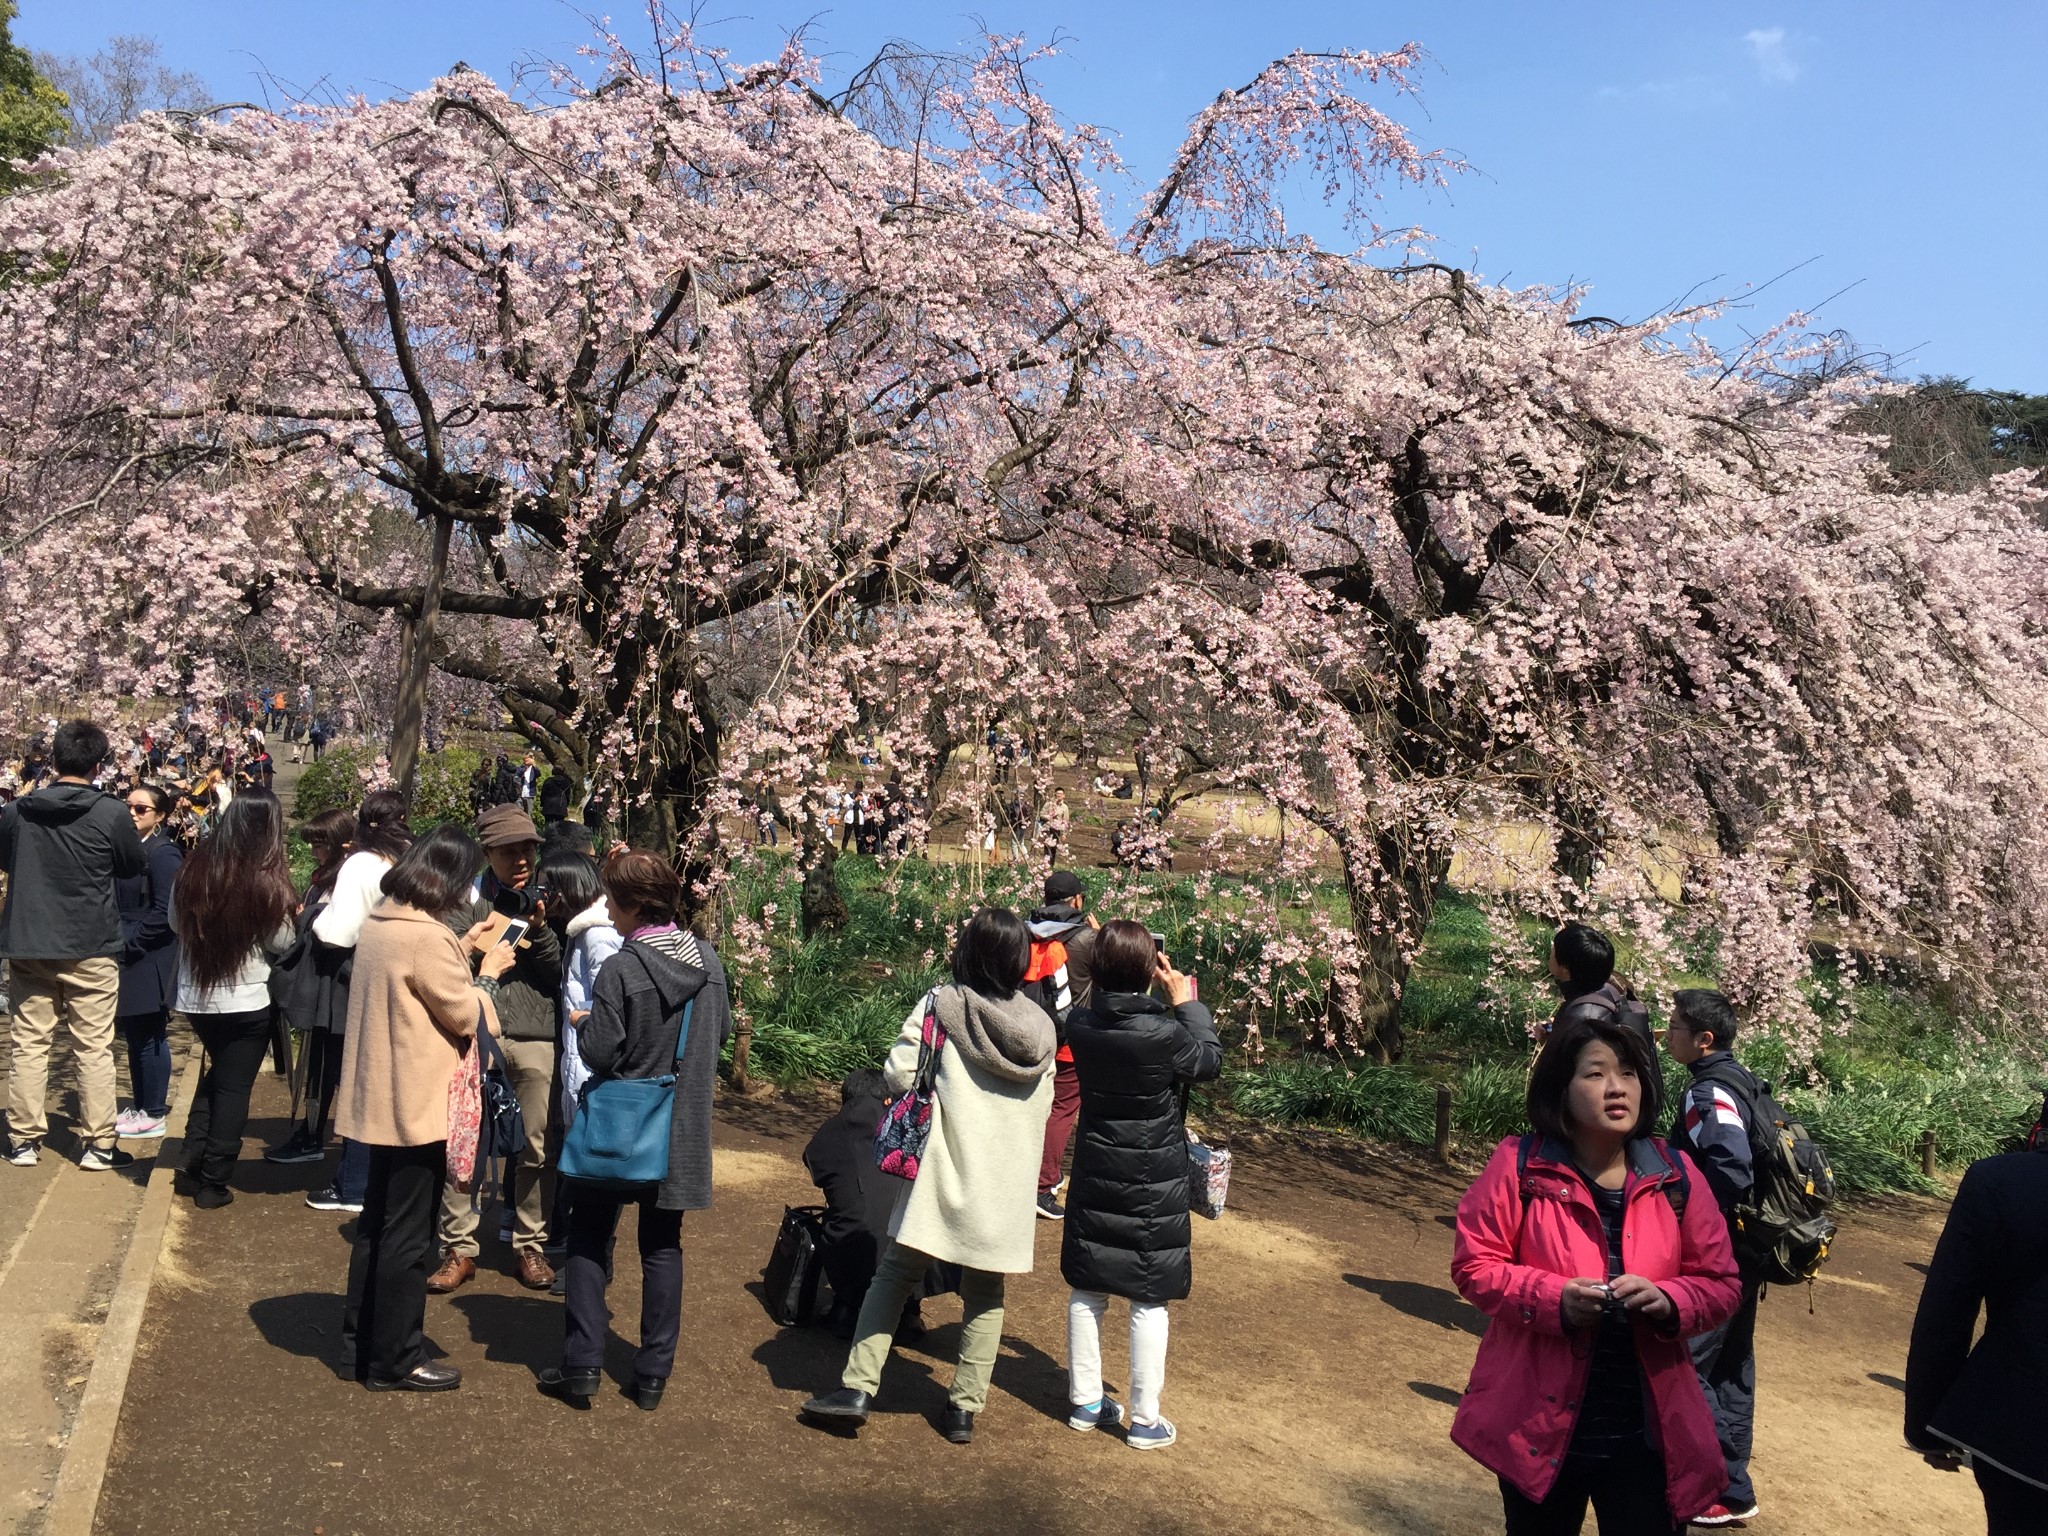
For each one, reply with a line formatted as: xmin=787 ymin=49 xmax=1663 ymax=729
xmin=389 ymin=511 xmax=452 ymax=800
xmin=800 ymin=832 xmax=848 ymax=938
xmin=1329 ymin=826 xmax=1453 ymax=1064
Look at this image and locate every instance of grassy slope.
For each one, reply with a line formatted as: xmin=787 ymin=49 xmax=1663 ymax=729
xmin=736 ymin=855 xmax=2047 ymax=1194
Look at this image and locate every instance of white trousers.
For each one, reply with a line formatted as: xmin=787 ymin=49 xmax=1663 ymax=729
xmin=1067 ymin=1289 xmax=1170 ymax=1426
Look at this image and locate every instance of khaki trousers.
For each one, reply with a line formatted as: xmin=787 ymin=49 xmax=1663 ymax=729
xmin=439 ymin=1036 xmax=554 ymax=1256
xmin=842 ymin=1240 xmax=1008 ymax=1413
xmin=6 ymin=956 xmax=122 ymax=1152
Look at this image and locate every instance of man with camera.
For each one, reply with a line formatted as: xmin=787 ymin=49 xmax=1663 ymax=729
xmin=427 ymin=803 xmax=563 ymax=1293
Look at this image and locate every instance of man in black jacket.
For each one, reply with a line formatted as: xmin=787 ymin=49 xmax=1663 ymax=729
xmin=1545 ymin=921 xmax=1653 ymax=1055
xmin=2 ymin=720 xmax=148 ymax=1170
xmin=1905 ymin=1097 xmax=2048 ymax=1534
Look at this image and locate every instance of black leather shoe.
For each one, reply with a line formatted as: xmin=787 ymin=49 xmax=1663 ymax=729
xmin=365 ymin=1363 xmax=461 ymax=1393
xmin=800 ymin=1388 xmax=870 ymax=1424
xmin=629 ymin=1375 xmax=665 ymax=1411
xmin=940 ymin=1405 xmax=974 ymax=1444
xmin=538 ymin=1367 xmax=601 ymax=1407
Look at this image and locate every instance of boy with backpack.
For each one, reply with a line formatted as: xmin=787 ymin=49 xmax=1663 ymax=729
xmin=1664 ymin=987 xmax=1835 ymax=1530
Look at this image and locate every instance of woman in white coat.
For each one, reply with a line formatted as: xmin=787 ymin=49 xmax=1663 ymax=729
xmin=802 ymin=907 xmax=1056 ymax=1445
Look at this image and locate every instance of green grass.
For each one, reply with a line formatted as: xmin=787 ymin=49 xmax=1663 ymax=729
xmin=708 ymin=856 xmax=2044 ymax=1193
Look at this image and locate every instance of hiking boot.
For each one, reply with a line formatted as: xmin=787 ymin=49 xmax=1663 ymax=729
xmin=426 ymin=1252 xmax=476 ymax=1293
xmin=1036 ymin=1191 xmax=1066 ymax=1220
xmin=1068 ymin=1397 xmax=1125 ymax=1432
xmin=1127 ymin=1418 xmax=1178 ymax=1451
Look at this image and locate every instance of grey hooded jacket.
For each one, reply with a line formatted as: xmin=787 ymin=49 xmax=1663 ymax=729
xmin=0 ymin=782 xmax=147 ymax=961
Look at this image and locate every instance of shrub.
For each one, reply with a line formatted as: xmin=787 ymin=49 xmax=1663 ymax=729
xmin=290 ymin=744 xmax=372 ymax=822
xmin=412 ymin=746 xmax=484 ymax=828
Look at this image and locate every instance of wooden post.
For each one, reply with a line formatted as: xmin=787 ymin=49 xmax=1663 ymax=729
xmin=1434 ymin=1083 xmax=1453 ymax=1166
xmin=730 ymin=1020 xmax=754 ymax=1093
xmin=1919 ymin=1128 xmax=1937 ymax=1178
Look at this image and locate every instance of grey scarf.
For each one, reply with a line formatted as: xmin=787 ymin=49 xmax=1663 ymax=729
xmin=932 ymin=983 xmax=1056 ymax=1084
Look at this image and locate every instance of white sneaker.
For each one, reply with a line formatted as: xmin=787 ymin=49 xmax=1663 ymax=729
xmin=5 ymin=1142 xmax=38 ymax=1167
xmin=116 ymin=1109 xmax=168 ymax=1138
xmin=78 ymin=1147 xmax=135 ymax=1172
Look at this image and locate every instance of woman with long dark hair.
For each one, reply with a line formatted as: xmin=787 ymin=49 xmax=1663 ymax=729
xmin=338 ymin=825 xmax=511 ymax=1393
xmin=803 ymin=907 xmax=1057 ymax=1444
xmin=113 ymin=783 xmax=185 ymax=1140
xmin=170 ymin=787 xmax=297 ymax=1209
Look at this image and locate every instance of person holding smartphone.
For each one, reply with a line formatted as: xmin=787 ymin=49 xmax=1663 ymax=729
xmin=1057 ymin=921 xmax=1222 ymax=1450
xmin=426 ymin=803 xmax=563 ymax=1295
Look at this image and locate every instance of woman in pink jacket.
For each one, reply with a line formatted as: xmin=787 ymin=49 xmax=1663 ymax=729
xmin=1450 ymin=1014 xmax=1741 ymax=1534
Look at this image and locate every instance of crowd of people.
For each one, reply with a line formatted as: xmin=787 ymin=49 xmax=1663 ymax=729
xmin=0 ymin=717 xmax=2041 ymax=1533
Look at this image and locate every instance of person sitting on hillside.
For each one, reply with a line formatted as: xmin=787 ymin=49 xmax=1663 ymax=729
xmin=1546 ymin=921 xmax=1652 ymax=1054
xmin=1905 ymin=1089 xmax=2048 ymax=1536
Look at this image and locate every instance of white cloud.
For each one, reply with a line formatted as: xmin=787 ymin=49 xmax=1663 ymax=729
xmin=1744 ymin=27 xmax=1801 ymax=84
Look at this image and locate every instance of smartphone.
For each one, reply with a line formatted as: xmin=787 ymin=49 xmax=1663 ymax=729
xmin=496 ymin=917 xmax=531 ymax=950
xmin=1149 ymin=930 xmax=1167 ymax=949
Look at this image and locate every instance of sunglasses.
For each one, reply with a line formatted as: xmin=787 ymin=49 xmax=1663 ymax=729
xmin=127 ymin=802 xmax=159 ymax=814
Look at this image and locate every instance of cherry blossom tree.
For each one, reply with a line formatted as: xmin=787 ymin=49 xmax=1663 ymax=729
xmin=3 ymin=17 xmax=2044 ymax=1058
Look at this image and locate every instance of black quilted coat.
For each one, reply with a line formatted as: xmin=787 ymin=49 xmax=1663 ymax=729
xmin=1059 ymin=992 xmax=1223 ymax=1303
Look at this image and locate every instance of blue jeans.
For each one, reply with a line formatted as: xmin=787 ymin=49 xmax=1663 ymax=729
xmin=336 ymin=1138 xmax=371 ymax=1202
xmin=118 ymin=1009 xmax=173 ymax=1116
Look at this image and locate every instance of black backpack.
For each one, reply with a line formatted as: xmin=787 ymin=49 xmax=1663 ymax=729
xmin=1691 ymin=1059 xmax=1837 ymax=1287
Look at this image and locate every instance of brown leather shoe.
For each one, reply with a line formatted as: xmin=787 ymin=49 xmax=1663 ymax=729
xmin=515 ymin=1250 xmax=555 ymax=1291
xmin=426 ymin=1252 xmax=476 ymax=1294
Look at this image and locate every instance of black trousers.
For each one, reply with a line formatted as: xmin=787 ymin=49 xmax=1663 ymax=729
xmin=1979 ymin=1463 xmax=2048 ymax=1536
xmin=343 ymin=1142 xmax=447 ymax=1381
xmin=182 ymin=1009 xmax=275 ymax=1192
xmin=1500 ymin=1448 xmax=1681 ymax=1536
xmin=563 ymin=1184 xmax=683 ymax=1381
xmin=1688 ymin=1275 xmax=1760 ymax=1507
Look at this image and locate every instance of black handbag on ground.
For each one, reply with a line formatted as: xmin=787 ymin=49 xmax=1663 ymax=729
xmin=763 ymin=1205 xmax=828 ymax=1326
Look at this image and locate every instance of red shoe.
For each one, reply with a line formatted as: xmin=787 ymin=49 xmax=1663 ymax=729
xmin=1691 ymin=1503 xmax=1758 ymax=1529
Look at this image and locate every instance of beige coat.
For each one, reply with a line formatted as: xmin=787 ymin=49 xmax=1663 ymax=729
xmin=884 ymin=987 xmax=1055 ymax=1274
xmin=335 ymin=902 xmax=498 ymax=1147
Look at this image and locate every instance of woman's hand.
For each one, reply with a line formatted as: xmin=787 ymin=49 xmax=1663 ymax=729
xmin=477 ymin=939 xmax=518 ymax=981
xmin=462 ymin=918 xmax=495 ymax=955
xmin=1560 ymin=1277 xmax=1609 ymax=1330
xmin=1609 ymin=1273 xmax=1677 ymax=1326
xmin=1154 ymin=956 xmax=1195 ymax=1007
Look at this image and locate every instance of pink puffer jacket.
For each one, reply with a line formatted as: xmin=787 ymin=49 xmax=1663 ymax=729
xmin=1450 ymin=1135 xmax=1741 ymax=1523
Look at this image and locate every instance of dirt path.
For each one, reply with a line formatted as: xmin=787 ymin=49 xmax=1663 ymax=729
xmin=94 ymin=1072 xmax=1979 ymax=1536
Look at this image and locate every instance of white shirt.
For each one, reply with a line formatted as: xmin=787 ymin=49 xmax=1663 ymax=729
xmin=170 ymin=898 xmax=295 ymax=1014
xmin=311 ymin=851 xmax=395 ymax=949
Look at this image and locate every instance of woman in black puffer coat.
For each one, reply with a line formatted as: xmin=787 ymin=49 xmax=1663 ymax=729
xmin=1059 ymin=920 xmax=1222 ymax=1451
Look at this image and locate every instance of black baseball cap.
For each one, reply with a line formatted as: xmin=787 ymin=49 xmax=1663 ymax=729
xmin=1043 ymin=870 xmax=1085 ymax=902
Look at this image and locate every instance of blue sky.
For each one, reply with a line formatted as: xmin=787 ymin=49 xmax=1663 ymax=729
xmin=23 ymin=2 xmax=2045 ymax=389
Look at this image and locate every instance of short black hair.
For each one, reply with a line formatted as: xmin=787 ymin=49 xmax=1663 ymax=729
xmin=840 ymin=1067 xmax=886 ymax=1105
xmin=381 ymin=823 xmax=483 ymax=918
xmin=1093 ymin=919 xmax=1160 ymax=995
xmin=536 ymin=848 xmax=602 ymax=925
xmin=1552 ymin=922 xmax=1615 ymax=993
xmin=1672 ymin=989 xmax=1739 ymax=1051
xmin=950 ymin=906 xmax=1029 ymax=999
xmin=53 ymin=720 xmax=111 ymax=777
xmin=1526 ymin=1013 xmax=1661 ymax=1143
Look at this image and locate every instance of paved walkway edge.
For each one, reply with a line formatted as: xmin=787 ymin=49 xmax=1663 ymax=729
xmin=43 ymin=1053 xmax=203 ymax=1536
